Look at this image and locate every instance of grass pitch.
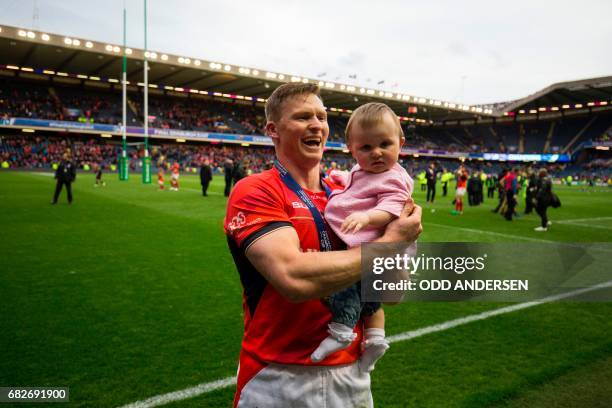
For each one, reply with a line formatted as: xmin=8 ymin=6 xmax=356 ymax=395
xmin=0 ymin=170 xmax=611 ymax=407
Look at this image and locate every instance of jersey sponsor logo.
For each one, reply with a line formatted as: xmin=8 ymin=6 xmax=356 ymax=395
xmin=292 ymin=201 xmax=309 ymax=209
xmin=228 ymin=212 xmax=247 ymax=231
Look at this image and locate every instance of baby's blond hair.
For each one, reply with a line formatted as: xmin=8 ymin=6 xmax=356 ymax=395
xmin=345 ymin=102 xmax=404 ymax=144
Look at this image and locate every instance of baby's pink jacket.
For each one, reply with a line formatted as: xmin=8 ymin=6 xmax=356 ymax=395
xmin=325 ymin=163 xmax=414 ymax=248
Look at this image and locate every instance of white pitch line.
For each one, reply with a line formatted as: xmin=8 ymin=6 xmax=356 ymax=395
xmin=117 ymin=280 xmax=612 ymax=408
xmin=180 ymin=187 xmax=223 ymax=196
xmin=555 ymin=216 xmax=612 ymax=223
xmin=425 ymin=222 xmax=555 ymax=243
xmin=388 ymin=280 xmax=612 ymax=343
xmin=118 ymin=377 xmax=236 ymax=408
xmin=27 ymin=172 xmax=54 ymax=177
xmin=554 ymin=221 xmax=612 ymax=231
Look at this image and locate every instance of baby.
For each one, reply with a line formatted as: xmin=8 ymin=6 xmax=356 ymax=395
xmin=311 ymin=103 xmax=415 ymax=372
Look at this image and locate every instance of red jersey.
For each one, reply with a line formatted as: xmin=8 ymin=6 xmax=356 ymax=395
xmin=457 ymin=171 xmax=468 ymax=188
xmin=224 ymin=167 xmax=363 ymax=367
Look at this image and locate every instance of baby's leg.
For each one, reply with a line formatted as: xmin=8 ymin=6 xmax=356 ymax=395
xmin=311 ymin=285 xmax=360 ymax=362
xmin=363 ymin=307 xmax=385 ymax=329
xmin=360 ymin=307 xmax=389 ymax=373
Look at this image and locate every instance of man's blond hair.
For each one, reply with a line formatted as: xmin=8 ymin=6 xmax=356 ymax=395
xmin=345 ymin=102 xmax=404 ymax=144
xmin=265 ymin=83 xmax=322 ymax=122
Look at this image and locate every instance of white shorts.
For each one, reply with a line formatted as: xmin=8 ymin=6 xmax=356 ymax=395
xmin=237 ymin=362 xmax=373 ymax=408
xmin=456 ymin=187 xmax=466 ymax=197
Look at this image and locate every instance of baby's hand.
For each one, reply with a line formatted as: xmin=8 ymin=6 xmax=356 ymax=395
xmin=329 ymin=170 xmax=350 ymax=186
xmin=341 ymin=212 xmax=370 ymax=234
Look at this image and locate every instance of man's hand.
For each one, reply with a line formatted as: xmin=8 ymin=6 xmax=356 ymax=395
xmin=341 ymin=211 xmax=370 ymax=234
xmin=378 ymin=199 xmax=422 ymax=243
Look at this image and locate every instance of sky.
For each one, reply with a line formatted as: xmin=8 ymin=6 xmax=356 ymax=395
xmin=1 ymin=0 xmax=611 ymax=105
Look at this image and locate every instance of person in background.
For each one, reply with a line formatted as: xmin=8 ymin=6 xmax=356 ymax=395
xmin=492 ymin=168 xmax=507 ymax=214
xmin=94 ymin=164 xmax=106 ymax=187
xmin=524 ymin=168 xmax=537 ymax=215
xmin=170 ymin=162 xmax=180 ymax=191
xmin=52 ymin=152 xmax=76 ymax=204
xmin=467 ymin=171 xmax=482 ymax=206
xmin=504 ymin=167 xmax=518 ymax=221
xmin=452 ymin=165 xmax=468 ymax=215
xmin=441 ymin=168 xmax=451 ymax=197
xmin=425 ymin=162 xmax=437 ymax=203
xmin=200 ymin=158 xmax=212 ymax=196
xmin=223 ymin=157 xmax=234 ymax=197
xmin=233 ymin=158 xmax=247 ymax=185
xmin=418 ymin=170 xmax=427 ymax=192
xmin=486 ymin=174 xmax=496 ymax=199
xmin=326 ymin=161 xmax=338 ymax=178
xmin=534 ymin=168 xmax=554 ymax=232
xmin=157 ymin=167 xmax=165 ymax=190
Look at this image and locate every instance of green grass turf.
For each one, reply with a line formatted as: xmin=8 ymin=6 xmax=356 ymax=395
xmin=0 ymin=170 xmax=610 ymax=407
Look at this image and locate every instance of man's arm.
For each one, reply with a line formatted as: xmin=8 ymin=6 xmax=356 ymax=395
xmin=246 ymin=227 xmax=362 ymax=302
xmin=245 ymin=201 xmax=422 ymax=302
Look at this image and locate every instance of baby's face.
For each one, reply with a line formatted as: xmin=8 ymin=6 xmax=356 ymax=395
xmin=348 ymin=113 xmax=404 ymax=173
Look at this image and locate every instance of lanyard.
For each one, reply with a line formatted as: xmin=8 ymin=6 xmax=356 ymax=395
xmin=274 ymin=160 xmax=332 ymax=252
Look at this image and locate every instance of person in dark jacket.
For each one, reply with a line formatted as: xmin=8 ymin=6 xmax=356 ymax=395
xmin=52 ymin=152 xmax=76 ymax=204
xmin=467 ymin=172 xmax=482 ymax=206
xmin=524 ymin=168 xmax=538 ymax=214
xmin=492 ymin=169 xmax=507 ymax=214
xmin=425 ymin=162 xmax=438 ymax=203
xmin=534 ymin=168 xmax=553 ymax=231
xmin=223 ymin=158 xmax=234 ymax=197
xmin=200 ymin=159 xmax=212 ymax=196
xmin=233 ymin=159 xmax=247 ymax=185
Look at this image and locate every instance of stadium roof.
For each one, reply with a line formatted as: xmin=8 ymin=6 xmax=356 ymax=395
xmin=1 ymin=24 xmax=610 ymax=125
xmin=492 ymin=76 xmax=612 ymax=115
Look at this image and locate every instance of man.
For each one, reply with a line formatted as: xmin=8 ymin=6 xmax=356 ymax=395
xmin=534 ymin=168 xmax=554 ymax=231
xmin=425 ymin=162 xmax=437 ymax=203
xmin=233 ymin=158 xmax=247 ymax=185
xmin=223 ymin=157 xmax=234 ymax=197
xmin=467 ymin=172 xmax=479 ymax=206
xmin=440 ymin=168 xmax=451 ymax=197
xmin=524 ymin=168 xmax=537 ymax=214
xmin=418 ymin=170 xmax=427 ymax=191
xmin=170 ymin=162 xmax=180 ymax=191
xmin=504 ymin=167 xmax=518 ymax=221
xmin=199 ymin=159 xmax=212 ymax=196
xmin=224 ymin=83 xmax=422 ymax=407
xmin=485 ymin=174 xmax=496 ymax=199
xmin=52 ymin=152 xmax=76 ymax=204
xmin=325 ymin=161 xmax=338 ymax=178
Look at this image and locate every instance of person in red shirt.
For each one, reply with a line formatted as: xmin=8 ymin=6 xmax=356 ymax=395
xmin=157 ymin=167 xmax=165 ymax=190
xmin=170 ymin=162 xmax=180 ymax=191
xmin=453 ymin=165 xmax=468 ymax=215
xmin=225 ymin=83 xmax=423 ymax=407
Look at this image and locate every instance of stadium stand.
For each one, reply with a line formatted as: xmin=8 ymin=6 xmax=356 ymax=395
xmin=1 ymin=25 xmax=610 ymax=180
